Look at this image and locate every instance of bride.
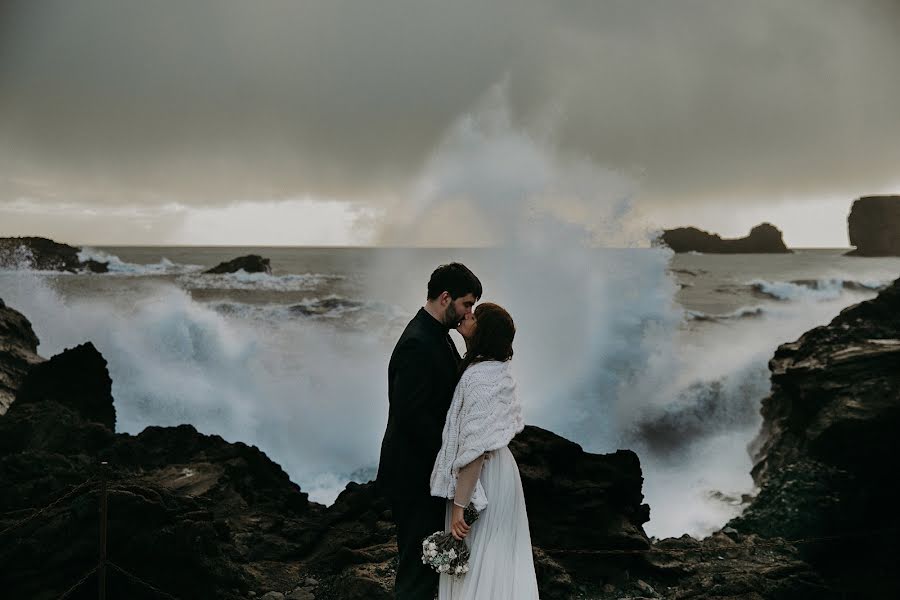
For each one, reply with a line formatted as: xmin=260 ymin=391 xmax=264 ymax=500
xmin=430 ymin=302 xmax=540 ymax=599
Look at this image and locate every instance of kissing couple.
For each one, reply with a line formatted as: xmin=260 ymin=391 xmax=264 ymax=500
xmin=375 ymin=263 xmax=540 ymax=599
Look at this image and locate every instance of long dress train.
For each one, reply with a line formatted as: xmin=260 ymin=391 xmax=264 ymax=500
xmin=438 ymin=445 xmax=540 ymax=599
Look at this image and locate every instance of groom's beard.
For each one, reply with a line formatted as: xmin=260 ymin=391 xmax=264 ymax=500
xmin=444 ymin=303 xmax=460 ymax=329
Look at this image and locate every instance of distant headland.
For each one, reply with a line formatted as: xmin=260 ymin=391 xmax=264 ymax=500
xmin=654 ymin=223 xmax=791 ymax=254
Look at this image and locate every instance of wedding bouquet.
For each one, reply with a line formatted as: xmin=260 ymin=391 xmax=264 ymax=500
xmin=421 ymin=503 xmax=480 ymax=577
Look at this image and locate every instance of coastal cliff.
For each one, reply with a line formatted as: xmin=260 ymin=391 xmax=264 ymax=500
xmin=656 ymin=223 xmax=791 ymax=254
xmin=729 ymin=276 xmax=900 ymax=597
xmin=9 ymin=286 xmax=900 ymax=597
xmin=847 ymin=196 xmax=900 ymax=256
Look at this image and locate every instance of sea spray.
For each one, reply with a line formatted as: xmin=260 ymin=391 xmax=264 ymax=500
xmin=2 ymin=97 xmax=894 ymax=538
xmin=77 ymin=247 xmax=203 ymax=275
xmin=0 ymin=268 xmax=390 ymax=505
xmin=0 ymin=252 xmax=890 ymax=538
xmin=362 ymin=87 xmax=888 ymax=538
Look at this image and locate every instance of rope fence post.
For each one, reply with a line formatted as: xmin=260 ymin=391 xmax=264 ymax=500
xmin=98 ymin=461 xmax=109 ymax=600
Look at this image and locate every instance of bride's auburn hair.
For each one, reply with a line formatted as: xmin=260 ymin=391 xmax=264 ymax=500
xmin=460 ymin=302 xmax=515 ymax=374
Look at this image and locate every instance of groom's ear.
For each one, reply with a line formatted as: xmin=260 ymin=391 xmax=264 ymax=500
xmin=439 ymin=291 xmax=451 ymax=306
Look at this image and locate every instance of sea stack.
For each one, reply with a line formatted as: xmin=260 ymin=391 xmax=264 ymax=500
xmin=846 ymin=196 xmax=900 ymax=256
xmin=655 ymin=223 xmax=791 ymax=254
xmin=204 ymin=254 xmax=272 ymax=275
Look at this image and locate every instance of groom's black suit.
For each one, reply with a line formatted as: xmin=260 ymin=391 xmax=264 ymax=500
xmin=376 ymin=308 xmax=462 ymax=600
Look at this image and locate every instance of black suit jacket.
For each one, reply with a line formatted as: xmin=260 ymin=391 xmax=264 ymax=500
xmin=376 ymin=308 xmax=462 ymax=503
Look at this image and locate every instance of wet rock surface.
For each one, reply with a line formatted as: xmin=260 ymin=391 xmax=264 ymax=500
xmin=0 ymin=299 xmax=43 ymax=414
xmin=3 ymin=280 xmax=898 ymax=598
xmin=0 ymin=236 xmax=109 ymax=272
xmin=729 ymin=276 xmax=900 ymax=597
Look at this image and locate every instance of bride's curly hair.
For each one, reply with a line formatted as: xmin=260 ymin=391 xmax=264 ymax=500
xmin=460 ymin=302 xmax=515 ymax=374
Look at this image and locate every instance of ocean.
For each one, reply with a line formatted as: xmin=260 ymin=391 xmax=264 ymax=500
xmin=2 ymin=245 xmax=899 ymax=539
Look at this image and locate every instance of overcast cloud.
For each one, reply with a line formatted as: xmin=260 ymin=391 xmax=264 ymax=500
xmin=1 ymin=0 xmax=899 ymax=245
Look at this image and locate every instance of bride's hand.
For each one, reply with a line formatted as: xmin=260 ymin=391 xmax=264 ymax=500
xmin=450 ymin=504 xmax=470 ymax=541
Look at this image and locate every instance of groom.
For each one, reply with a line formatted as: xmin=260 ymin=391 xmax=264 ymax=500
xmin=376 ymin=262 xmax=482 ymax=599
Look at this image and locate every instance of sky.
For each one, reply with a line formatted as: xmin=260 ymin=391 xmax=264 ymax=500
xmin=1 ymin=0 xmax=899 ymax=247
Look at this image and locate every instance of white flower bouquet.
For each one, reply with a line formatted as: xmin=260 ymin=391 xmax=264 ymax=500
xmin=421 ymin=503 xmax=480 ymax=577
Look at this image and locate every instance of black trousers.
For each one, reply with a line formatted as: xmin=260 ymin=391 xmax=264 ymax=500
xmin=391 ymin=493 xmax=446 ymax=600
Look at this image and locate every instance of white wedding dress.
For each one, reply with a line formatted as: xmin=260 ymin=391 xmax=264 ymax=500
xmin=438 ymin=444 xmax=540 ymax=599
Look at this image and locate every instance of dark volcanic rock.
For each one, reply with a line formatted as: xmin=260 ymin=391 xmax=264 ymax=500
xmin=16 ymin=342 xmax=116 ymax=431
xmin=0 ymin=236 xmax=108 ymax=272
xmin=0 ymin=372 xmax=319 ymax=599
xmin=296 ymin=426 xmax=654 ymax=598
xmin=82 ymin=259 xmax=110 ymax=273
xmin=0 ymin=303 xmax=856 ymax=599
xmin=204 ymin=254 xmax=272 ymax=275
xmin=729 ymin=276 xmax=900 ymax=597
xmin=0 ymin=236 xmax=82 ymax=271
xmin=847 ymin=195 xmax=900 ymax=256
xmin=656 ymin=223 xmax=792 ymax=253
xmin=510 ymin=427 xmax=651 ymax=581
xmin=0 ymin=298 xmax=44 ymax=414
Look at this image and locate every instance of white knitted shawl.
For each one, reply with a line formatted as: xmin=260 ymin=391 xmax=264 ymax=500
xmin=430 ymin=360 xmax=524 ymax=511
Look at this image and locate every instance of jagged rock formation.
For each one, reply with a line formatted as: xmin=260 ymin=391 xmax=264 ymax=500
xmin=729 ymin=276 xmax=900 ymax=598
xmin=846 ymin=196 xmax=900 ymax=256
xmin=0 ymin=340 xmax=318 ymax=599
xmin=15 ymin=342 xmax=116 ymax=430
xmin=0 ymin=296 xmax=850 ymax=599
xmin=204 ymin=255 xmax=272 ymax=275
xmin=0 ymin=236 xmax=109 ymax=272
xmin=0 ymin=298 xmax=661 ymax=599
xmin=656 ymin=223 xmax=791 ymax=254
xmin=0 ymin=299 xmax=44 ymax=414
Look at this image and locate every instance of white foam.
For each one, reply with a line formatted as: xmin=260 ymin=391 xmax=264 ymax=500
xmin=176 ymin=270 xmax=342 ymax=292
xmin=0 ymin=244 xmax=75 ymax=274
xmin=77 ymin=247 xmax=203 ymax=275
xmin=685 ymin=306 xmax=766 ymax=322
xmin=0 ymin=270 xmax=389 ymax=508
xmin=749 ymin=277 xmax=888 ymax=302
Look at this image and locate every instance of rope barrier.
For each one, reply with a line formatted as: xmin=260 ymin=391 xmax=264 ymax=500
xmin=55 ymin=565 xmax=98 ymax=600
xmin=107 ymin=561 xmax=182 ymax=600
xmin=0 ymin=476 xmax=97 ymax=537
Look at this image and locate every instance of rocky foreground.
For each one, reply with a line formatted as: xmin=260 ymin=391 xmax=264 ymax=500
xmin=4 ymin=276 xmax=900 ymax=598
xmin=655 ymin=223 xmax=791 ymax=254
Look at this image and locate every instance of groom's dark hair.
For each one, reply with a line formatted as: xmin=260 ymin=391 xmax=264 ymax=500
xmin=427 ymin=262 xmax=482 ymax=301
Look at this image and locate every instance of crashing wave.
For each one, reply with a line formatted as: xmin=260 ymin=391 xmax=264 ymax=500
xmin=288 ymin=296 xmax=364 ymax=317
xmin=685 ymin=306 xmax=766 ymax=322
xmin=176 ymin=270 xmax=344 ymax=292
xmin=77 ymin=247 xmax=203 ymax=275
xmin=749 ymin=278 xmax=888 ymax=302
xmin=207 ymin=296 xmax=406 ymax=330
